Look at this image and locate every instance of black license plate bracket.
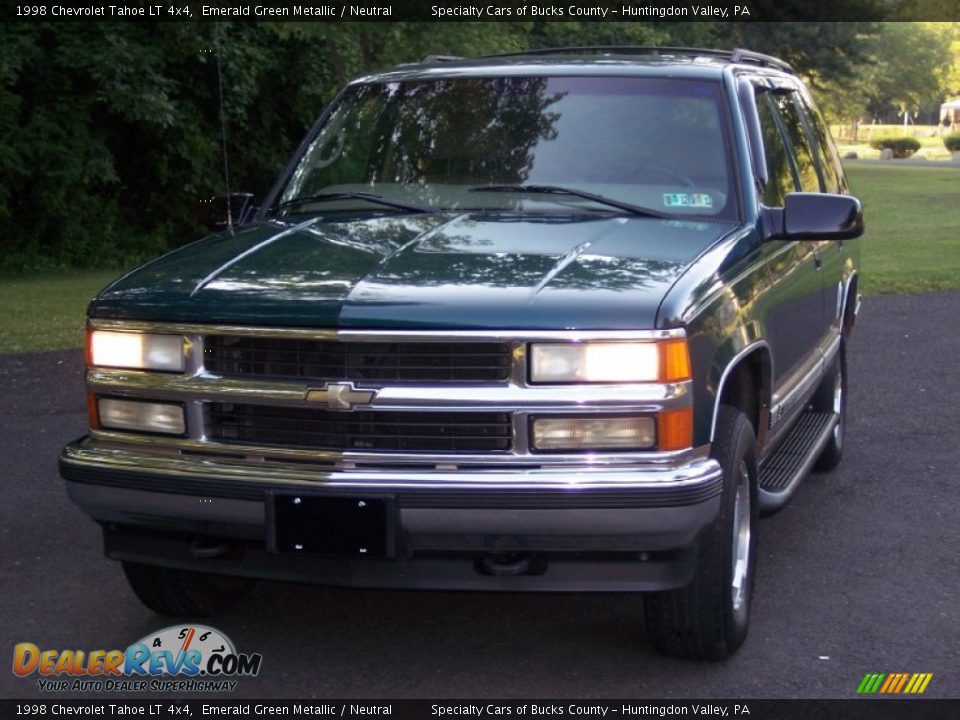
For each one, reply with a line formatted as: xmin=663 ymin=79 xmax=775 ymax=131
xmin=269 ymin=494 xmax=392 ymax=558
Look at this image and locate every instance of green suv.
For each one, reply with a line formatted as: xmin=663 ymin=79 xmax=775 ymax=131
xmin=60 ymin=47 xmax=863 ymax=660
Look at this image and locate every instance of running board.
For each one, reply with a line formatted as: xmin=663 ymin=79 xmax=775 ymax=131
xmin=758 ymin=411 xmax=838 ymax=514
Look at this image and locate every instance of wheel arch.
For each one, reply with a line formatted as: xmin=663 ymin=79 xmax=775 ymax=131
xmin=841 ymin=270 xmax=859 ymax=338
xmin=710 ymin=341 xmax=773 ymax=448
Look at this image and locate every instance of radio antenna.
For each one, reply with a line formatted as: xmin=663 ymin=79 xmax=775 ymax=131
xmin=214 ymin=22 xmax=233 ymax=231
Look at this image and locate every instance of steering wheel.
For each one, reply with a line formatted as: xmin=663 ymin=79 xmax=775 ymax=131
xmin=313 ymin=129 xmax=346 ymax=170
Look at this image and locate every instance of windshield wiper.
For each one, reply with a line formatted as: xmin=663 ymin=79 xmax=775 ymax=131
xmin=275 ymin=192 xmax=435 ymax=215
xmin=468 ymin=184 xmax=671 ymax=219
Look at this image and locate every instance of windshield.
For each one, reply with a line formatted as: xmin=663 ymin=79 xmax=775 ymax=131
xmin=276 ymin=76 xmax=737 ymax=220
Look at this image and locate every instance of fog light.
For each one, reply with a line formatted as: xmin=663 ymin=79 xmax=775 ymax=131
xmin=531 ymin=416 xmax=655 ymax=451
xmin=97 ymin=398 xmax=186 ymax=435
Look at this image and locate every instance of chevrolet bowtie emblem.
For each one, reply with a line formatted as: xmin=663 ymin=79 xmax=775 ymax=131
xmin=305 ymin=382 xmax=377 ymax=410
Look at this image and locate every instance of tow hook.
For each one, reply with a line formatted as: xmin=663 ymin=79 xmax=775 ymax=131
xmin=476 ymin=553 xmax=547 ymax=577
xmin=187 ymin=539 xmax=235 ymax=559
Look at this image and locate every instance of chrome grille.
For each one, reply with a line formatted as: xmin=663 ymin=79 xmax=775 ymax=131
xmin=206 ymin=403 xmax=513 ymax=453
xmin=203 ymin=336 xmax=511 ymax=383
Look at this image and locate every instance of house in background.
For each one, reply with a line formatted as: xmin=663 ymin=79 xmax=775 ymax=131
xmin=940 ymin=98 xmax=960 ymax=128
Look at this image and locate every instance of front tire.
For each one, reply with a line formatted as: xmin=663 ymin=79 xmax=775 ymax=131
xmin=644 ymin=406 xmax=758 ymax=660
xmin=122 ymin=562 xmax=256 ymax=617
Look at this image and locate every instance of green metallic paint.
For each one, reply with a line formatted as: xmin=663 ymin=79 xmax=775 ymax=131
xmin=91 ymin=213 xmax=737 ymax=331
xmin=654 ymin=69 xmax=862 ymax=448
xmin=88 ymin=59 xmax=861 ymax=453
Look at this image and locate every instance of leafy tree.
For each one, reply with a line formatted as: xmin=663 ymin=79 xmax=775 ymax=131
xmin=890 ymin=0 xmax=960 ymax=21
xmin=935 ymin=23 xmax=960 ymax=97
xmin=0 ymin=19 xmax=899 ymax=273
xmin=868 ymin=22 xmax=953 ymax=118
xmin=816 ymin=22 xmax=954 ymax=134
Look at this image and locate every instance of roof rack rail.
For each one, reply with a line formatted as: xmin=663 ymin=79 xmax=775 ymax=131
xmin=422 ymin=55 xmax=463 ymax=63
xmin=729 ymin=48 xmax=794 ymax=73
xmin=479 ymin=46 xmax=795 ymax=74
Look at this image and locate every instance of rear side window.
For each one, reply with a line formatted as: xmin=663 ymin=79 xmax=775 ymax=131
xmin=755 ymin=93 xmax=795 ymax=206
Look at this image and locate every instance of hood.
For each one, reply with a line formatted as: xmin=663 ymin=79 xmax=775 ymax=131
xmin=91 ymin=213 xmax=737 ymax=330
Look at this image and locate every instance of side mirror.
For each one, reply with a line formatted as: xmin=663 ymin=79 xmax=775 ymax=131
xmin=201 ymin=193 xmax=256 ymax=233
xmin=762 ymin=193 xmax=864 ymax=241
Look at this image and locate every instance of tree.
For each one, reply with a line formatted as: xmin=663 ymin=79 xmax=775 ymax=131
xmin=816 ymin=22 xmax=955 ymax=135
xmin=868 ymin=23 xmax=953 ymax=118
xmin=0 ymin=20 xmax=891 ymax=273
xmin=935 ymin=23 xmax=960 ymax=97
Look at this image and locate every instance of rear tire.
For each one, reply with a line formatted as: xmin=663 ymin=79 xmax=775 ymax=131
xmin=812 ymin=345 xmax=846 ymax=472
xmin=122 ymin=562 xmax=256 ymax=617
xmin=644 ymin=406 xmax=758 ymax=660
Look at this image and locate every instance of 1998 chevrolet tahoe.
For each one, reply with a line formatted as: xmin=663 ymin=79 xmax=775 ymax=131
xmin=60 ymin=47 xmax=863 ymax=660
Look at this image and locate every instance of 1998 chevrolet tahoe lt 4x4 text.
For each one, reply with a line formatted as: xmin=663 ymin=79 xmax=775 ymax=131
xmin=60 ymin=47 xmax=863 ymax=659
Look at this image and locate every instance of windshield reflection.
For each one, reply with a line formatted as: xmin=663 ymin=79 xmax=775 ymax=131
xmin=279 ymin=76 xmax=736 ymax=220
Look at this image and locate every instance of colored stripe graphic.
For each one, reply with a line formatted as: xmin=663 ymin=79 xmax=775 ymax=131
xmin=893 ymin=673 xmax=910 ymax=693
xmin=879 ymin=674 xmax=895 ymax=693
xmin=857 ymin=673 xmax=885 ymax=694
xmin=857 ymin=672 xmax=932 ymax=694
xmin=906 ymin=673 xmax=934 ymax=694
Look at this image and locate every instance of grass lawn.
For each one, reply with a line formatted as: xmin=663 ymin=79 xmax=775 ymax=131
xmin=0 ymin=271 xmax=122 ymax=354
xmin=844 ymin=163 xmax=960 ymax=295
xmin=1 ymin=164 xmax=958 ymax=353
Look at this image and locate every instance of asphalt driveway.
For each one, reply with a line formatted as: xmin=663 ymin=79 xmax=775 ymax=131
xmin=1 ymin=291 xmax=958 ymax=699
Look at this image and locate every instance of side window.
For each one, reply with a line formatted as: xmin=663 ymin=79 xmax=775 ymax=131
xmin=770 ymin=92 xmax=822 ymax=192
xmin=797 ymin=93 xmax=846 ymax=194
xmin=757 ymin=93 xmax=797 ymax=207
xmin=755 ymin=92 xmax=795 ymax=206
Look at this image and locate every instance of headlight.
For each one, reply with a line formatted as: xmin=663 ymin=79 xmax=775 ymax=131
xmin=88 ymin=330 xmax=185 ymax=372
xmin=528 ymin=339 xmax=689 ymax=383
xmin=531 ymin=415 xmax=656 ymax=451
xmin=97 ymin=398 xmax=186 ymax=435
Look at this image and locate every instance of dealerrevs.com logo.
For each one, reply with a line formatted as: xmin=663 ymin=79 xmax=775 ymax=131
xmin=13 ymin=625 xmax=262 ymax=693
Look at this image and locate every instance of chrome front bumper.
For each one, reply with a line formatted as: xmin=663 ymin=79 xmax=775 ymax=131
xmin=70 ymin=323 xmax=722 ymax=590
xmin=61 ymin=437 xmax=723 ymax=591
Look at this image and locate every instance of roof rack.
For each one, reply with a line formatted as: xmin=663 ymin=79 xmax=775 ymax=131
xmin=479 ymin=46 xmax=794 ymax=74
xmin=729 ymin=48 xmax=794 ymax=73
xmin=422 ymin=55 xmax=463 ymax=63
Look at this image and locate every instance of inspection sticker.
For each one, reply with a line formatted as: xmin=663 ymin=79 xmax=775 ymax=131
xmin=663 ymin=193 xmax=714 ymax=209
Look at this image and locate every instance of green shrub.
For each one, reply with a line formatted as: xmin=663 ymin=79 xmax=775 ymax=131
xmin=869 ymin=137 xmax=921 ymax=158
xmin=944 ymin=134 xmax=960 ymax=152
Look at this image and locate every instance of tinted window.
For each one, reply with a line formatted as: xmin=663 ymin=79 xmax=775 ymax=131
xmin=798 ymin=93 xmax=845 ymax=193
xmin=755 ymin=93 xmax=795 ymax=206
xmin=771 ymin=93 xmax=821 ymax=192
